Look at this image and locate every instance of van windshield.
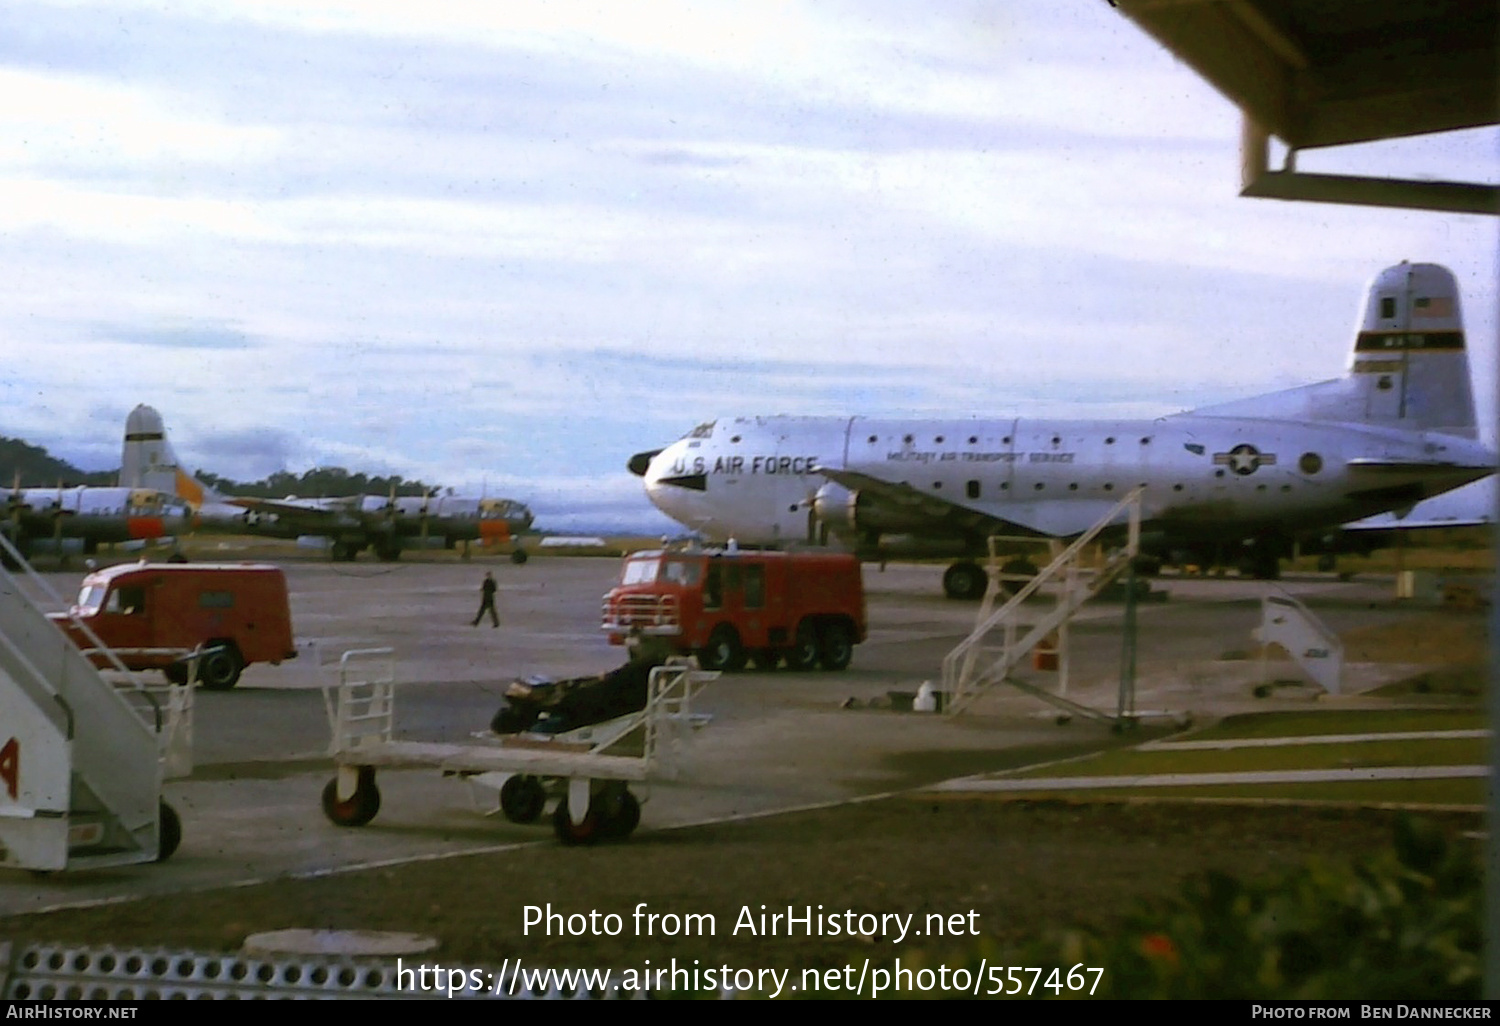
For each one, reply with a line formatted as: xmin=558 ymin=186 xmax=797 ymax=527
xmin=75 ymin=584 xmax=106 ymax=614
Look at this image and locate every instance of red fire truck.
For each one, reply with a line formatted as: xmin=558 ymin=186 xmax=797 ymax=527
xmin=602 ymin=547 xmax=867 ymax=671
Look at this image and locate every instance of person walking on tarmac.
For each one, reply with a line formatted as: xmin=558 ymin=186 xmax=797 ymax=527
xmin=472 ymin=570 xmax=499 ymax=627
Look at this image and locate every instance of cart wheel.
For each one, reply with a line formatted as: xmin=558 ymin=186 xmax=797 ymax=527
xmin=599 ymin=787 xmax=641 ymax=840
xmin=499 ymin=775 xmax=547 ymax=824
xmin=552 ymin=798 xmax=601 ymax=846
xmin=156 ymin=801 xmax=182 ymax=862
xmin=321 ymin=767 xmax=381 ymax=827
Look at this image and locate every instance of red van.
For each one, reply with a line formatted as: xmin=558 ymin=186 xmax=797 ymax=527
xmin=602 ymin=548 xmax=867 ymax=671
xmin=50 ymin=562 xmax=296 ymax=689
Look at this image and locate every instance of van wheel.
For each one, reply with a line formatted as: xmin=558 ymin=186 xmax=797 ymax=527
xmin=197 ymin=647 xmax=243 ymax=690
xmin=818 ymin=622 xmax=853 ymax=671
xmin=784 ymin=622 xmax=820 ymax=670
xmin=697 ymin=626 xmax=746 ymax=672
xmin=156 ymin=801 xmax=182 ymax=862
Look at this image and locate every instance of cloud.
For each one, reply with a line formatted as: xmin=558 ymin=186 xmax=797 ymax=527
xmin=101 ymin=322 xmax=259 ymax=351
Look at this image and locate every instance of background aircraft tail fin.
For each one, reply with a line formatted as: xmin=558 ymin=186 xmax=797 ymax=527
xmin=1189 ymin=262 xmax=1478 ymax=437
xmin=121 ymin=405 xmax=220 ymax=508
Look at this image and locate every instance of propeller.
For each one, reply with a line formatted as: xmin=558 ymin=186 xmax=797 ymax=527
xmin=4 ymin=471 xmax=26 ymax=545
xmin=50 ymin=480 xmax=70 ymax=564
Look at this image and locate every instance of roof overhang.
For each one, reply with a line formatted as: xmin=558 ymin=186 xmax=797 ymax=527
xmin=1112 ymin=0 xmax=1499 ymax=214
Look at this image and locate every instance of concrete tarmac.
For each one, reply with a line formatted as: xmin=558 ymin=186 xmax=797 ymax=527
xmin=1 ymin=556 xmax=1446 ymax=916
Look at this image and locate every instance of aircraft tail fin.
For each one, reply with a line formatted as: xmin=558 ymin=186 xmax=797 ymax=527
xmin=121 ymin=405 xmax=222 ymax=508
xmin=1189 ymin=262 xmax=1478 ymax=437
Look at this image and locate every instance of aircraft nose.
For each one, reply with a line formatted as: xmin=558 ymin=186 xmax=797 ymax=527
xmin=627 ymin=449 xmax=662 ymax=477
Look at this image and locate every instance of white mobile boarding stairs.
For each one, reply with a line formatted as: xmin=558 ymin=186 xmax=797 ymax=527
xmin=942 ymin=487 xmax=1143 ymax=725
xmin=0 ymin=535 xmax=179 ymax=871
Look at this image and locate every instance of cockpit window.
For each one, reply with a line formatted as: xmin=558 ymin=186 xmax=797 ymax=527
xmin=687 ymin=422 xmax=715 ymax=439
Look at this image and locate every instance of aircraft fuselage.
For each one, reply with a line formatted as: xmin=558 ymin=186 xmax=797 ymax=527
xmin=643 ymin=413 xmax=1492 ymax=557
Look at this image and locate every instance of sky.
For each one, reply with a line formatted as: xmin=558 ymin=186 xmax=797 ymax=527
xmin=0 ymin=1 xmax=1494 ymax=533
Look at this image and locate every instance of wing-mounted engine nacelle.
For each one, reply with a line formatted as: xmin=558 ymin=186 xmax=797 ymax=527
xmin=811 ymin=482 xmax=932 ymax=539
xmin=811 ymin=482 xmax=859 ymax=540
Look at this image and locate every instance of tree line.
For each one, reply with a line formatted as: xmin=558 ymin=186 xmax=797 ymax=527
xmin=0 ymin=436 xmax=441 ymax=497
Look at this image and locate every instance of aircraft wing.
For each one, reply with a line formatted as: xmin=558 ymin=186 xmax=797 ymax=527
xmin=819 ymin=466 xmax=1144 ymax=540
xmin=819 ymin=466 xmax=1065 ymax=539
xmin=222 ymin=495 xmax=368 ymax=529
xmin=226 ymin=496 xmax=354 ymax=515
xmin=1341 ymin=477 xmax=1497 ymax=532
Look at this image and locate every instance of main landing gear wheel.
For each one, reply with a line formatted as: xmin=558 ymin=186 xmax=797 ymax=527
xmin=942 ymin=562 xmax=988 ymax=601
xmin=321 ymin=767 xmax=382 ymax=827
xmin=156 ymin=800 xmax=182 ymax=863
xmin=510 ymin=548 xmax=529 ymax=565
xmin=552 ymin=797 xmax=602 ymax=846
xmin=499 ymin=775 xmax=547 ymax=824
xmin=197 ymin=647 xmax=243 ymax=690
xmin=817 ymin=622 xmax=853 ymax=671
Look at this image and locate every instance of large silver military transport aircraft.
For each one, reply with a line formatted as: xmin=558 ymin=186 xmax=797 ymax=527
xmin=630 ymin=262 xmax=1496 ymax=598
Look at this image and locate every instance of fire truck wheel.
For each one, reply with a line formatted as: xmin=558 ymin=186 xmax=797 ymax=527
xmin=698 ymin=625 xmax=746 ymax=672
xmin=553 ymin=798 xmax=601 ymax=846
xmin=156 ymin=801 xmax=182 ymax=862
xmin=321 ymin=768 xmax=381 ymax=827
xmin=197 ymin=646 xmax=243 ymax=690
xmin=499 ymin=775 xmax=547 ymax=824
xmin=817 ymin=622 xmax=853 ymax=671
xmin=749 ymin=648 xmax=780 ymax=671
xmin=784 ymin=622 xmax=820 ymax=670
xmin=163 ymin=664 xmax=189 ymax=686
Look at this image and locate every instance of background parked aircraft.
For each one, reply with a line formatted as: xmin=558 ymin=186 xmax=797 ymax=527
xmin=121 ymin=405 xmax=534 ymax=562
xmin=0 ymin=483 xmax=192 ymax=565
